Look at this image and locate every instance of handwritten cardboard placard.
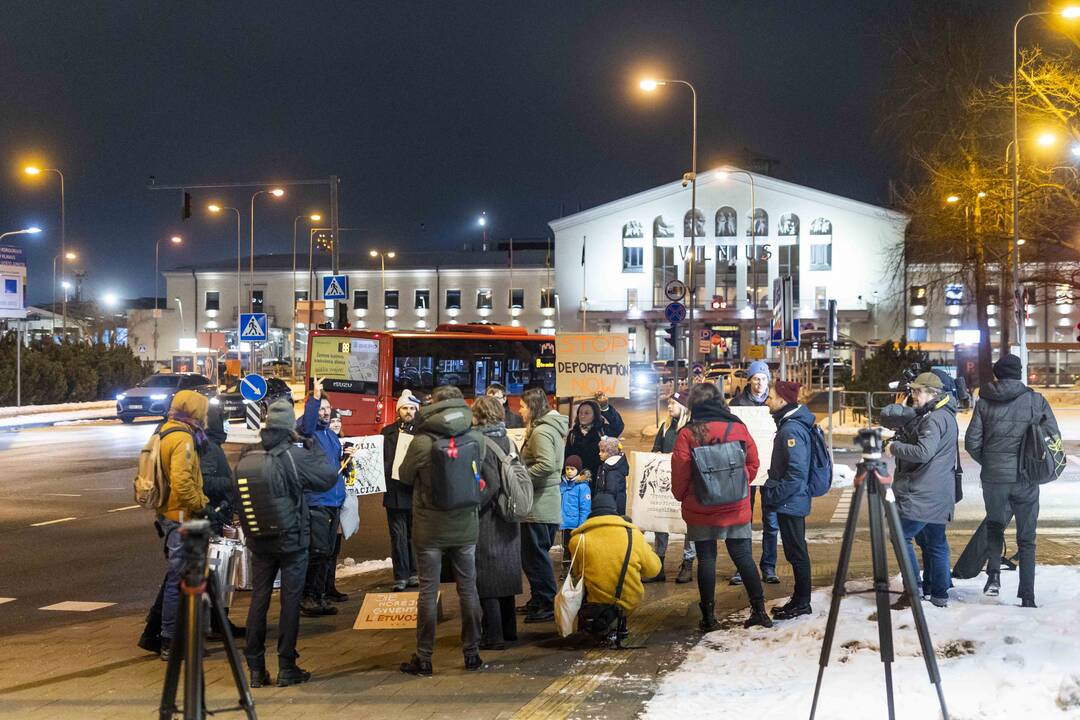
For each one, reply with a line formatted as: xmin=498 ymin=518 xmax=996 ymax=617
xmin=391 ymin=432 xmax=414 ymax=480
xmin=507 ymin=428 xmax=528 ymax=452
xmin=341 ymin=434 xmax=386 ymax=496
xmin=353 ymin=592 xmax=430 ymax=630
xmin=629 ymin=451 xmax=687 ymax=535
xmin=730 ymin=406 xmax=774 ymax=486
xmin=555 ymin=333 xmax=630 ymax=398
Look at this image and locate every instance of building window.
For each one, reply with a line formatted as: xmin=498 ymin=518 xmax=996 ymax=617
xmin=1055 ymin=284 xmax=1073 ymax=305
xmin=446 ymin=289 xmax=461 ymax=309
xmin=540 ymin=288 xmax=555 ymax=309
xmin=353 ymin=290 xmax=368 ymax=310
xmin=385 ymin=290 xmax=399 ymax=310
xmin=204 ymin=291 xmax=220 ymax=312
xmin=910 ymin=286 xmax=927 ymax=306
xmin=815 ymin=286 xmax=827 ymax=311
xmin=908 ymin=327 xmax=929 ymax=342
xmin=627 ymin=326 xmax=637 ymax=355
xmin=415 ymin=289 xmax=430 ymax=310
xmin=509 ymin=288 xmax=524 ymax=309
xmin=810 ymin=217 xmax=833 ymax=235
xmin=295 ymin=291 xmax=308 ymax=303
xmin=476 ymin=289 xmax=493 ymax=309
xmin=683 ymin=209 xmax=705 ymax=237
xmin=778 ymin=213 xmax=799 ymax=236
xmin=622 ymin=221 xmax=644 ymax=239
xmin=747 ymin=208 xmax=768 ymax=236
xmin=945 ymin=284 xmax=964 ymax=305
xmin=251 ymin=290 xmax=264 ymax=310
xmin=653 ymin=215 xmax=675 ymax=238
xmin=716 ymin=207 xmax=737 ymax=237
xmin=627 ymin=288 xmax=638 ymax=311
xmin=623 ymin=244 xmax=644 ymax=272
xmin=810 ymin=240 xmax=832 ymax=270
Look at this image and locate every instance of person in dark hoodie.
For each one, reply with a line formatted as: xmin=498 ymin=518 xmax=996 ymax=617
xmin=965 ymin=353 xmax=1059 ymax=607
xmin=564 ymin=399 xmax=611 ymax=478
xmin=594 ymin=436 xmax=629 ymax=516
xmin=381 ymin=389 xmax=421 ymax=591
xmin=761 ymin=380 xmax=815 ymax=621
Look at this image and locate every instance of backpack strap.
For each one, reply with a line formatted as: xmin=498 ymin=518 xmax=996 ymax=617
xmin=721 ymin=422 xmax=732 ymax=444
xmin=156 ymin=427 xmax=192 ymax=511
xmin=613 ymin=526 xmax=634 ymax=601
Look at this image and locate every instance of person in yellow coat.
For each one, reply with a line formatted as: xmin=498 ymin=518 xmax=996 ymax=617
xmin=567 ymin=494 xmax=661 ymax=641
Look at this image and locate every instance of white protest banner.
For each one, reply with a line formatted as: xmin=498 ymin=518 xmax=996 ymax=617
xmin=507 ymin=428 xmax=528 ymax=452
xmin=391 ymin=432 xmax=414 ymax=480
xmin=342 ymin=434 xmax=386 ymax=496
xmin=629 ymin=451 xmax=687 ymax=535
xmin=555 ymin=333 xmax=631 ymax=398
xmin=730 ymin=406 xmax=774 ymax=486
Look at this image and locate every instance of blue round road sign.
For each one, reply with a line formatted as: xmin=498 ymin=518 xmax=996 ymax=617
xmin=240 ymin=373 xmax=268 ymax=403
xmin=664 ymin=301 xmax=686 ymax=324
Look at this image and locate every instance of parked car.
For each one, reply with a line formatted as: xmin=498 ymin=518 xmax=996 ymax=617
xmin=116 ymin=373 xmax=217 ymax=423
xmin=702 ymin=367 xmax=747 ymax=398
xmin=217 ymin=376 xmax=294 ymax=422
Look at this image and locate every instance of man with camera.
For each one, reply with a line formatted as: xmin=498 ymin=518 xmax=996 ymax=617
xmin=884 ymin=372 xmax=958 ymax=608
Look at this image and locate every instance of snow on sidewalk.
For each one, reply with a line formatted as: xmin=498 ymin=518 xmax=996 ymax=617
xmin=0 ymin=406 xmax=116 ymax=429
xmin=645 ymin=566 xmax=1080 ymax=720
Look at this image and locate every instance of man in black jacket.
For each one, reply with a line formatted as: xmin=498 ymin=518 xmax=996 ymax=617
xmin=965 ymin=353 xmax=1060 ymax=606
xmin=382 ymin=390 xmax=421 ymax=591
xmin=242 ymin=399 xmax=338 ymax=688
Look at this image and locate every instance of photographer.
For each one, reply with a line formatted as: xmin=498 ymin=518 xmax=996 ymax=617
xmin=884 ymin=373 xmax=957 ymax=608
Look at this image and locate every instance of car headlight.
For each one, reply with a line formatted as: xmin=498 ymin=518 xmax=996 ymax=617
xmin=116 ymin=393 xmax=126 ymax=401
xmin=634 ymin=373 xmax=649 ymax=387
xmin=150 ymin=393 xmax=168 ymax=400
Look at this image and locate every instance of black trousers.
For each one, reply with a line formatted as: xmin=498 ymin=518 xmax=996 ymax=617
xmin=695 ymin=538 xmax=764 ymax=606
xmin=778 ymin=513 xmax=812 ymax=604
xmin=521 ymin=522 xmax=558 ymax=608
xmin=387 ymin=508 xmax=417 ymax=582
xmin=480 ymin=596 xmax=518 ymax=645
xmin=984 ymin=481 xmax=1040 ymax=601
xmin=323 ymin=532 xmax=343 ymax=594
xmin=245 ymin=549 xmax=308 ymax=669
xmin=304 ymin=507 xmax=339 ymax=600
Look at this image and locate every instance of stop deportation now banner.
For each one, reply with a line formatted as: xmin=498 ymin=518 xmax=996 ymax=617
xmin=555 ymin=333 xmax=630 ymax=398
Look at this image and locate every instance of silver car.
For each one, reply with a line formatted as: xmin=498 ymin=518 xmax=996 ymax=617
xmin=116 ymin=373 xmax=216 ymax=423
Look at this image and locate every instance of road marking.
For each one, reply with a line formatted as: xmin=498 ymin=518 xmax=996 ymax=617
xmin=0 ymin=598 xmax=14 ymax=606
xmin=39 ymin=601 xmax=116 ymax=612
xmin=831 ymin=488 xmax=855 ymax=524
xmin=44 ymin=493 xmax=82 ymax=497
xmin=108 ymin=505 xmax=141 ymax=513
xmin=30 ymin=517 xmax=77 ymax=527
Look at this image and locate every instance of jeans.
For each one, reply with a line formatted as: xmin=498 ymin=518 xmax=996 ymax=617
xmin=750 ymin=486 xmax=779 ymax=574
xmin=653 ymin=532 xmax=697 ymax=565
xmin=984 ymin=482 xmax=1040 ymax=601
xmin=157 ymin=519 xmax=185 ymax=641
xmin=245 ymin=549 xmax=309 ymax=669
xmin=416 ymin=545 xmax=482 ymax=661
xmin=899 ymin=518 xmax=951 ymax=600
xmin=387 ymin=509 xmax=416 ymax=582
xmin=694 ymin=538 xmax=764 ymax=605
xmin=777 ymin=514 xmax=811 ymax=604
xmin=521 ymin=522 xmax=558 ymax=608
xmin=480 ymin=596 xmax=518 ymax=645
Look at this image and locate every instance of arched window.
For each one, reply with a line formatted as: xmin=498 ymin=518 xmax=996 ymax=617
xmin=810 ymin=217 xmax=832 ymax=270
xmin=622 ymin=221 xmax=644 ymax=239
xmin=622 ymin=220 xmax=644 ymax=272
xmin=653 ymin=215 xmax=675 ymax=238
xmin=715 ymin=206 xmax=737 ymax=237
xmin=746 ymin=208 xmax=768 ymax=237
xmin=779 ymin=213 xmax=799 ymax=236
xmin=683 ymin=209 xmax=705 ymax=237
xmin=810 ymin=217 xmax=832 ymax=235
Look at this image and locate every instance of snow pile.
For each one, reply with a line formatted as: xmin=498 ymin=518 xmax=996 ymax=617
xmin=335 ymin=557 xmax=393 ymax=579
xmin=831 ymin=464 xmax=855 ymax=488
xmin=0 ymin=399 xmax=114 ymax=418
xmin=645 ymin=566 xmax=1080 ymax=720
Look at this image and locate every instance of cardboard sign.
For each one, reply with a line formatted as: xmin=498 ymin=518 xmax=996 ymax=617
xmin=730 ymin=406 xmax=774 ymax=487
xmin=555 ymin=333 xmax=631 ymax=398
xmin=629 ymin=452 xmax=687 ymax=535
xmin=341 ymin=434 xmax=386 ymax=496
xmin=507 ymin=428 xmax=528 ymax=452
xmin=391 ymin=432 xmax=414 ymax=480
xmin=353 ymin=592 xmax=431 ymax=630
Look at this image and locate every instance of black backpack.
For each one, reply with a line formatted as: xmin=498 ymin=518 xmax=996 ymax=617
xmin=428 ymin=431 xmax=483 ymax=510
xmin=690 ymin=423 xmax=749 ymax=506
xmin=234 ymin=445 xmax=303 ymax=551
xmin=1018 ymin=390 xmax=1066 ymax=485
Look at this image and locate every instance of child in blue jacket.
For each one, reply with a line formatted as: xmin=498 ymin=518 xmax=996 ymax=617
xmin=560 ymin=455 xmax=592 ymax=577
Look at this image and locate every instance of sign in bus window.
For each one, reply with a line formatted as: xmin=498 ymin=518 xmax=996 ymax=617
xmin=310 ymin=336 xmax=380 ymax=394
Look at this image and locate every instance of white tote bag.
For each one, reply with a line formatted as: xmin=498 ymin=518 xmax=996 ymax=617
xmin=554 ymin=535 xmax=586 ymax=638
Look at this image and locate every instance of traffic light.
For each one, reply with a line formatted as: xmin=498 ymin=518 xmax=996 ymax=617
xmin=664 ymin=323 xmax=678 ymax=347
xmin=710 ymin=295 xmax=726 ymax=310
xmin=181 ymin=191 xmax=192 ymax=220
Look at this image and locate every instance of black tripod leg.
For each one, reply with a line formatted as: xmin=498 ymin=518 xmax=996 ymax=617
xmin=159 ymin=603 xmax=185 ymax=720
xmin=182 ymin=585 xmax=205 ymax=720
xmin=866 ymin=479 xmax=897 ymax=720
xmin=207 ymin=573 xmax=257 ymax=719
xmin=809 ymin=480 xmax=866 ymax=720
xmin=882 ymin=489 xmax=950 ymax=720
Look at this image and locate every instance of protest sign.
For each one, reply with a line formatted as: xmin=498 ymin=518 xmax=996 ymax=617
xmin=507 ymin=428 xmax=528 ymax=452
xmin=730 ymin=406 xmax=774 ymax=486
xmin=629 ymin=451 xmax=687 ymax=535
xmin=353 ymin=592 xmax=436 ymax=630
xmin=342 ymin=434 xmax=385 ymax=496
xmin=391 ymin=432 xmax=414 ymax=480
xmin=555 ymin=333 xmax=630 ymax=398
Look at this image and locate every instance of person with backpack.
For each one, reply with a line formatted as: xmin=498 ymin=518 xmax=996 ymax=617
xmin=594 ymin=436 xmax=629 ymax=516
xmin=646 ymin=392 xmax=696 ymax=585
xmin=560 ymin=455 xmax=592 ymax=578
xmin=965 ymin=353 xmax=1061 ymax=607
xmin=471 ymin=395 xmax=525 ymax=650
xmin=381 ymin=389 xmax=421 ymax=592
xmin=761 ymin=380 xmax=817 ymax=621
xmin=239 ymin=399 xmax=339 ymax=688
xmin=397 ymin=385 xmax=487 ymax=676
xmin=882 ymin=372 xmax=958 ymax=608
xmin=671 ymin=383 xmax=772 ymax=632
xmin=518 ymin=387 xmax=568 ymax=624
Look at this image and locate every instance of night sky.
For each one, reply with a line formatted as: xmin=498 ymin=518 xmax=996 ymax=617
xmin=0 ymin=1 xmax=1026 ymax=304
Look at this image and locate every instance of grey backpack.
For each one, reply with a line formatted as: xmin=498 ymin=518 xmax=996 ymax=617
xmin=690 ymin=423 xmax=749 ymax=506
xmin=485 ymin=438 xmax=534 ymax=522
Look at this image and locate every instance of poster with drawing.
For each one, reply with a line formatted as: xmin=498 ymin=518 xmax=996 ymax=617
xmin=629 ymin=452 xmax=686 ymax=535
xmin=342 ymin=434 xmax=386 ymax=496
xmin=730 ymin=406 xmax=774 ymax=486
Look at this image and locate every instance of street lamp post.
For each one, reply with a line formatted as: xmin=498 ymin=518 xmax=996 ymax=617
xmin=154 ymin=235 xmax=183 ymax=366
xmin=717 ymin=168 xmax=758 ymax=348
xmin=208 ymin=204 xmax=242 ymax=371
xmin=24 ymin=167 xmax=66 ymax=335
xmin=370 ymin=250 xmax=396 ymax=329
xmin=248 ymin=188 xmax=284 ymax=374
xmin=292 ymin=213 xmax=321 ymax=380
xmin=0 ymin=227 xmax=42 ymax=242
xmin=51 ymin=251 xmax=77 ymax=336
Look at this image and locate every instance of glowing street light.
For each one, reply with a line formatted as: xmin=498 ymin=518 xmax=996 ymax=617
xmin=154 ymin=235 xmax=184 ymax=363
xmin=370 ymin=250 xmax=396 ymax=328
xmin=208 ymin=202 xmax=243 ymax=348
xmin=103 ymin=292 xmax=119 ymax=308
xmin=23 ymin=164 xmax=67 ymax=335
xmin=270 ymin=188 xmax=285 ymax=197
xmin=1036 ymin=131 xmax=1058 ymax=147
xmin=639 ymin=78 xmax=662 ymax=91
xmin=1063 ymin=6 xmax=1080 ymax=18
xmin=0 ymin=226 xmax=42 ymax=241
xmin=291 ymin=211 xmax=325 ymax=379
xmin=946 ymin=195 xmax=961 ymax=203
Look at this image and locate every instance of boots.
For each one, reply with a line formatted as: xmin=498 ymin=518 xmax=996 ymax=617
xmin=744 ymin=600 xmax=774 ymax=629
xmin=675 ymin=559 xmax=695 ymax=584
xmin=983 ymin=572 xmax=1001 ymax=597
xmin=643 ymin=570 xmax=666 ymax=584
xmin=276 ymin=664 xmax=312 ymax=687
xmin=699 ymin=601 xmax=719 ymax=632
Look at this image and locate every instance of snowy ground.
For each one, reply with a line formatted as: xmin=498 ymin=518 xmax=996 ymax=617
xmin=644 ymin=566 xmax=1080 ymax=720
xmin=336 ymin=556 xmax=393 ymax=579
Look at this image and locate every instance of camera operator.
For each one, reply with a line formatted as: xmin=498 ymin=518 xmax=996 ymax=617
xmin=883 ymin=373 xmax=958 ymax=608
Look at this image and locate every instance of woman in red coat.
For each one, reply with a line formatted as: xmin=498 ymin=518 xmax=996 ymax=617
xmin=672 ymin=383 xmax=773 ymax=631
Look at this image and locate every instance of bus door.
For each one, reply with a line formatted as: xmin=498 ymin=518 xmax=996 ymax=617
xmin=472 ymin=355 xmax=505 ymax=397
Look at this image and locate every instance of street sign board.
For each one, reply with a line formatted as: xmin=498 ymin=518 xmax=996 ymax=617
xmin=664 ymin=302 xmax=686 ymax=324
xmin=137 ymin=344 xmax=147 ymax=354
xmin=771 ymin=318 xmax=801 ymax=347
xmin=323 ymin=274 xmax=348 ymax=300
xmin=698 ymin=340 xmax=711 ymax=355
xmin=827 ymin=299 xmax=839 ymax=343
xmin=239 ymin=312 xmax=268 ymax=342
xmin=710 ymin=333 xmax=724 ymax=346
xmin=692 ymin=362 xmax=704 ymax=376
xmin=0 ymin=245 xmax=27 ymax=320
xmin=700 ymin=328 xmax=711 ymax=341
xmin=239 ymin=373 xmax=268 ymax=402
xmin=747 ymin=344 xmax=766 ymax=360
xmin=664 ymin=279 xmax=687 ymax=302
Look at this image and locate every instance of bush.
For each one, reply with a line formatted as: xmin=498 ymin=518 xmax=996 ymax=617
xmin=848 ymin=338 xmax=926 ymax=394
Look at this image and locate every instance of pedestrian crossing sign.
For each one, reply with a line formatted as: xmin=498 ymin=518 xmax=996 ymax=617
xmin=322 ymin=274 xmax=348 ymax=300
xmin=239 ymin=312 xmax=268 ymax=342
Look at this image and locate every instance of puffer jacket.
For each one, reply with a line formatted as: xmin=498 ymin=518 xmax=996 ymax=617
xmin=966 ymin=380 xmax=1059 ymax=484
xmin=761 ymin=404 xmax=816 ymax=517
xmin=157 ymin=391 xmax=209 ymax=522
xmin=594 ymin=455 xmax=630 ymax=516
xmin=297 ymin=396 xmax=346 ymax=508
xmin=890 ymin=394 xmax=958 ymax=524
xmin=398 ymin=398 xmax=486 ymax=548
xmin=568 ymin=514 xmax=662 ymax=614
xmin=560 ymin=471 xmax=592 ymax=530
xmin=522 ymin=409 xmax=568 ymax=525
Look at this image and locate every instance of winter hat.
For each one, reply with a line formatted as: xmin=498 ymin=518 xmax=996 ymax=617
xmin=589 ymin=493 xmax=618 ymax=518
xmin=565 ymin=455 xmax=583 ymax=471
xmin=598 ymin=436 xmax=622 ymax=455
xmin=329 ymin=408 xmax=341 ymax=421
xmin=265 ymin=398 xmax=296 ymax=431
xmin=774 ymin=380 xmax=801 ymax=405
xmin=993 ymin=353 xmax=1022 ymax=381
xmin=397 ymin=389 xmax=421 ymax=410
xmin=747 ymin=360 xmax=771 ymax=381
xmin=670 ymin=391 xmax=689 ymax=407
xmin=909 ymin=372 xmax=944 ymax=392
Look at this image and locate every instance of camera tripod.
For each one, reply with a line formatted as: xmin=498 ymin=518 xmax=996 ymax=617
xmin=809 ymin=442 xmax=949 ymax=720
xmin=159 ymin=520 xmax=256 ymax=720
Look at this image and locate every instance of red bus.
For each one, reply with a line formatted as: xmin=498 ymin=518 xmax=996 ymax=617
xmin=305 ymin=324 xmax=557 ymax=435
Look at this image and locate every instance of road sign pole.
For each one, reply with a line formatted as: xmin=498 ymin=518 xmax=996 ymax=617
xmin=16 ymin=320 xmax=22 ymax=409
xmin=245 ymin=400 xmax=260 ymax=430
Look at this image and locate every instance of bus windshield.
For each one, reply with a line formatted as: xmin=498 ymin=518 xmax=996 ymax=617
xmin=309 ymin=335 xmax=380 ymax=394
